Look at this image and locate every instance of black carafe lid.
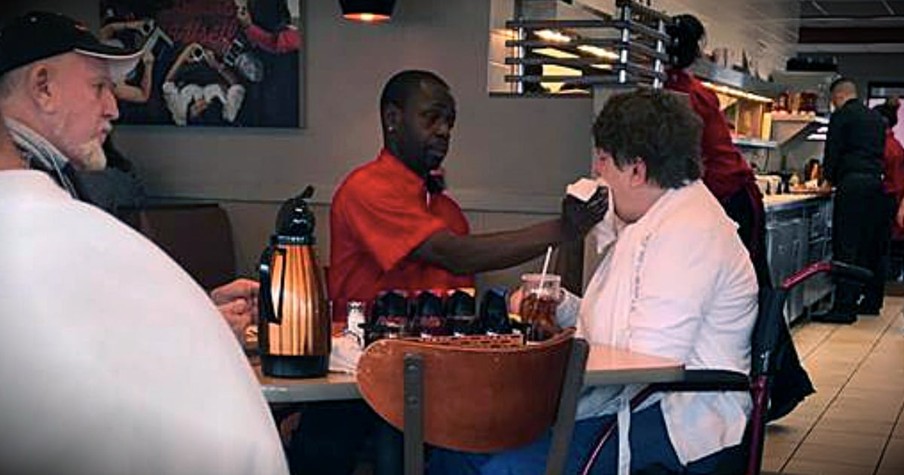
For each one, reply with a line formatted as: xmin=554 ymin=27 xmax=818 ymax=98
xmin=275 ymin=185 xmax=316 ymax=244
xmin=480 ymin=287 xmax=512 ymax=334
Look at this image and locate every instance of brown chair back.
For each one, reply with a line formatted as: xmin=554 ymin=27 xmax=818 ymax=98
xmin=357 ymin=329 xmax=577 ymax=453
xmin=122 ymin=204 xmax=236 ymax=290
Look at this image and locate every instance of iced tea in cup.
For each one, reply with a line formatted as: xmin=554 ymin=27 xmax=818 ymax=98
xmin=519 ymin=273 xmax=562 ymax=341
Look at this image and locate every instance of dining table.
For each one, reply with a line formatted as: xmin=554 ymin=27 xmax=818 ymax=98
xmin=256 ymin=343 xmax=684 ymax=404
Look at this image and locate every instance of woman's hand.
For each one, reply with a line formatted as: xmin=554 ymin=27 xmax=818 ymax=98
xmin=508 ymin=286 xmax=524 ymax=316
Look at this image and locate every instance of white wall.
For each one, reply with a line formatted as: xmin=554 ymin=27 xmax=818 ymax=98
xmin=3 ymin=0 xmax=594 ymax=288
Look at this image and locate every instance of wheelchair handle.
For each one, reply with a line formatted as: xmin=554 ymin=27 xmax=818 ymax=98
xmin=780 ymin=260 xmax=873 ymax=291
xmin=831 ymin=261 xmax=874 ymax=282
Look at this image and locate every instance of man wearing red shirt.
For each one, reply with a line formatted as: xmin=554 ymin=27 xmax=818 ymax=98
xmin=329 ymin=69 xmax=606 ymax=320
xmin=329 ymin=149 xmax=474 ymax=318
xmin=292 ymin=70 xmax=605 ymax=475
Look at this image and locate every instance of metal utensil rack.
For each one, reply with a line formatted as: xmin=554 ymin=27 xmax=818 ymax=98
xmin=504 ymin=0 xmax=671 ymax=93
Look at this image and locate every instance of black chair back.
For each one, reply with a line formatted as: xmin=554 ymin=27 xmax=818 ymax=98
xmin=750 ymin=287 xmax=787 ymax=377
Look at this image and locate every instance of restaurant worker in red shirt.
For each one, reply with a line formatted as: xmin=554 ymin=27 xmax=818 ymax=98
xmin=664 ymin=14 xmax=769 ymax=289
xmin=875 ymin=101 xmax=904 ymax=236
xmin=663 ymin=15 xmax=815 ymax=420
xmin=874 ymin=101 xmax=904 ymax=287
xmin=329 ymin=69 xmax=607 ymax=319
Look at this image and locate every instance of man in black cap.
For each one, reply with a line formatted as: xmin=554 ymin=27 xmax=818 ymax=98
xmin=0 ymin=11 xmax=261 ymax=339
xmin=0 ymin=11 xmax=142 ymax=192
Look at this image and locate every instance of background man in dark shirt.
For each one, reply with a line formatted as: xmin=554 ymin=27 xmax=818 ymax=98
xmin=815 ymin=78 xmax=886 ymax=323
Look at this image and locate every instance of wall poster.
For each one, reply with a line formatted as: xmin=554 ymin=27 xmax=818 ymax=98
xmin=100 ymin=0 xmax=303 ymax=128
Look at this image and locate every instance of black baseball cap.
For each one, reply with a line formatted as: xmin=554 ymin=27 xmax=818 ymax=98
xmin=0 ymin=11 xmax=142 ymax=80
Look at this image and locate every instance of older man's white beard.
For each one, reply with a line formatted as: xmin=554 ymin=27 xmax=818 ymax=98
xmin=75 ymin=139 xmax=107 ymax=171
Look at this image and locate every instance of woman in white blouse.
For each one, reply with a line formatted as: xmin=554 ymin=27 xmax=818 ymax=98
xmin=429 ymin=89 xmax=758 ymax=475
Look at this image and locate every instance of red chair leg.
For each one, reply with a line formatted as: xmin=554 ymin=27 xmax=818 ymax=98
xmin=746 ymin=377 xmax=769 ymax=475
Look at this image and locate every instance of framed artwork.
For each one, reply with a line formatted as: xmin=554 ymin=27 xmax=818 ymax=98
xmin=100 ymin=0 xmax=303 ymax=128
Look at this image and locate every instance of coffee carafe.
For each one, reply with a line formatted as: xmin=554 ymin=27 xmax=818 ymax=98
xmin=258 ymin=186 xmax=330 ymax=378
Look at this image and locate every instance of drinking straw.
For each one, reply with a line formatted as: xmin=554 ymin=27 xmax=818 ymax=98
xmin=539 ymin=245 xmax=553 ymax=290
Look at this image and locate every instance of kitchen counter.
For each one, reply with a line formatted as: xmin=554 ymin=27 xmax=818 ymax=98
xmin=763 ymin=192 xmax=833 ymax=323
xmin=763 ymin=192 xmax=832 ymax=211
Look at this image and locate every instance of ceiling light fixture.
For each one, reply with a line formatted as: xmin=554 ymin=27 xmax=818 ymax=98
xmin=340 ymin=0 xmax=396 ymax=23
xmin=535 ymin=29 xmax=572 ymax=43
xmin=577 ymin=45 xmax=619 ymax=60
xmin=533 ymin=47 xmax=579 ymax=59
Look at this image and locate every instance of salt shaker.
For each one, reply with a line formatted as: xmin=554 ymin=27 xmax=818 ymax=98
xmin=346 ymin=301 xmax=366 ymax=348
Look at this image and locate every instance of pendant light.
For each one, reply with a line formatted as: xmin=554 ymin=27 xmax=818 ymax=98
xmin=340 ymin=0 xmax=396 ymax=23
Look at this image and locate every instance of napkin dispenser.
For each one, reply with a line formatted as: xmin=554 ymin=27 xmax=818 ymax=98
xmin=258 ymin=186 xmax=331 ymax=378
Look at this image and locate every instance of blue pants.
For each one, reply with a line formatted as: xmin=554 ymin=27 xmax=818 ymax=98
xmin=427 ymin=403 xmax=734 ymax=475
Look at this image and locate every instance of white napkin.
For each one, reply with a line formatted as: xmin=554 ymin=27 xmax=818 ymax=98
xmin=567 ymin=177 xmax=602 ymax=202
xmin=328 ymin=333 xmax=363 ymax=374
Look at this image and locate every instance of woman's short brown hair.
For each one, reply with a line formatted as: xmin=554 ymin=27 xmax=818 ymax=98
xmin=592 ymin=89 xmax=703 ymax=189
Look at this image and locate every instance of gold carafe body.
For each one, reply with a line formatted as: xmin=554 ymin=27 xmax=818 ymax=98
xmin=259 ymin=240 xmax=331 ymax=378
xmin=258 ymin=186 xmax=331 ymax=378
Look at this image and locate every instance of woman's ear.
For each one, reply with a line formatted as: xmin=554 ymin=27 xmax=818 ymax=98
xmin=629 ymin=159 xmax=648 ymax=186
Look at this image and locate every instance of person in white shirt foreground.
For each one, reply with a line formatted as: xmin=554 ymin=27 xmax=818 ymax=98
xmin=0 ymin=62 xmax=288 ymax=475
xmin=429 ymin=89 xmax=758 ymax=475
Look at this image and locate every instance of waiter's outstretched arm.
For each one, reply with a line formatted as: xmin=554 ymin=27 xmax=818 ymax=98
xmin=412 ymin=193 xmax=607 ymax=275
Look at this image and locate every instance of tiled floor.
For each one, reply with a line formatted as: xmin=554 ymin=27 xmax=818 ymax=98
xmin=762 ymin=296 xmax=904 ymax=475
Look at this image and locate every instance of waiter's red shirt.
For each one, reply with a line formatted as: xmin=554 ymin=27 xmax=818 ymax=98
xmin=882 ymin=129 xmax=904 ymax=195
xmin=329 ymin=149 xmax=474 ymax=320
xmin=881 ymin=130 xmax=904 ymax=239
xmin=666 ymin=69 xmax=756 ymax=201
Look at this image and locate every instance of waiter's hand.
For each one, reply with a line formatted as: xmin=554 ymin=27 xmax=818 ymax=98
xmin=211 ymin=278 xmax=260 ymax=340
xmin=560 ymin=189 xmax=608 ymax=240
